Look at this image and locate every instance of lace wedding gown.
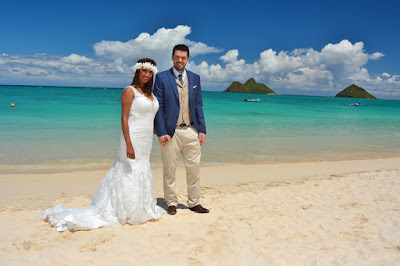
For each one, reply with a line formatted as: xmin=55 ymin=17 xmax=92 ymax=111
xmin=39 ymin=86 xmax=165 ymax=231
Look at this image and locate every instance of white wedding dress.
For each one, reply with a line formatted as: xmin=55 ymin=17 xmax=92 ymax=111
xmin=39 ymin=86 xmax=165 ymax=231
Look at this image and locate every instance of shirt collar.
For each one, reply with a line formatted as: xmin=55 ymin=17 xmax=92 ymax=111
xmin=172 ymin=67 xmax=186 ymax=79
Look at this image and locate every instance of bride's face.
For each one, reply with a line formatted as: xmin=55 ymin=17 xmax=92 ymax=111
xmin=139 ymin=68 xmax=154 ymax=85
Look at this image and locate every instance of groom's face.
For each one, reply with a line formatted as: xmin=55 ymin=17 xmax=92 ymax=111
xmin=172 ymin=50 xmax=189 ymax=73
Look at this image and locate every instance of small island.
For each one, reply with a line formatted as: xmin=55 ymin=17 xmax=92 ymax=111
xmin=224 ymin=78 xmax=276 ymax=94
xmin=335 ymin=84 xmax=377 ymax=99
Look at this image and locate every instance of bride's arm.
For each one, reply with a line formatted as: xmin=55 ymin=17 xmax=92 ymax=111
xmin=121 ymin=88 xmax=135 ymax=159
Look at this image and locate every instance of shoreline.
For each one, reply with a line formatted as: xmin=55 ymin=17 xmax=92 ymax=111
xmin=1 ymin=154 xmax=399 ymax=175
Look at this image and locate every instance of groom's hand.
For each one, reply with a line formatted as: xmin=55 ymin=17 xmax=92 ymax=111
xmin=158 ymin=135 xmax=171 ymax=147
xmin=199 ymin=133 xmax=206 ymax=146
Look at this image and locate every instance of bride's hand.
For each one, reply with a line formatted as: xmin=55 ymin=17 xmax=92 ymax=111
xmin=127 ymin=145 xmax=135 ymax=159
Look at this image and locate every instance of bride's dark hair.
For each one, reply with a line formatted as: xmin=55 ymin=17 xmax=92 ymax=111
xmin=131 ymin=58 xmax=157 ymax=95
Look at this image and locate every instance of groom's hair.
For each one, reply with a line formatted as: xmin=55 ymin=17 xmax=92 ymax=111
xmin=131 ymin=58 xmax=157 ymax=95
xmin=173 ymin=44 xmax=189 ymax=58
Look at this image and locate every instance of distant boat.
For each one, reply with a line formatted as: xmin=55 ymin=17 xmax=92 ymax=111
xmin=349 ymin=102 xmax=362 ymax=106
xmin=244 ymin=97 xmax=260 ymax=102
xmin=39 ymin=86 xmax=42 ymax=88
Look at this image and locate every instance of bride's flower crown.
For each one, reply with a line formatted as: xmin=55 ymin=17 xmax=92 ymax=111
xmin=133 ymin=62 xmax=158 ymax=75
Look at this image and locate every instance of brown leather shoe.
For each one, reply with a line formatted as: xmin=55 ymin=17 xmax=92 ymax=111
xmin=167 ymin=206 xmax=177 ymax=215
xmin=189 ymin=204 xmax=209 ymax=213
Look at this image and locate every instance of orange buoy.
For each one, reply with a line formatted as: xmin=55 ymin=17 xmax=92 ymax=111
xmin=11 ymin=103 xmax=15 ymax=107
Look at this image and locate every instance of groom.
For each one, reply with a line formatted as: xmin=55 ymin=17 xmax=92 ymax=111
xmin=154 ymin=44 xmax=209 ymax=215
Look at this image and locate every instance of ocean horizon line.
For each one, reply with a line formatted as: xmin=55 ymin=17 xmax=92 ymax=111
xmin=2 ymin=83 xmax=399 ymax=101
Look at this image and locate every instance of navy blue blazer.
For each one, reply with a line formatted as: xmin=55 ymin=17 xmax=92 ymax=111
xmin=154 ymin=68 xmax=206 ymax=137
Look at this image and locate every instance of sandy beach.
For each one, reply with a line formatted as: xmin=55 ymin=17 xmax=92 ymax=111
xmin=1 ymin=157 xmax=400 ymax=265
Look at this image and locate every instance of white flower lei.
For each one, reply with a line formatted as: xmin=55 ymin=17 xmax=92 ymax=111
xmin=133 ymin=62 xmax=158 ymax=75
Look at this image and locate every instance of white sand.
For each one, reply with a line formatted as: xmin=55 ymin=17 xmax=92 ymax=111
xmin=1 ymin=158 xmax=400 ymax=265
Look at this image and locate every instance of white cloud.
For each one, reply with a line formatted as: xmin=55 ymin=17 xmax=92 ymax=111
xmin=220 ymin=49 xmax=244 ymax=64
xmin=61 ymin=54 xmax=93 ymax=64
xmin=284 ymin=67 xmax=334 ymax=88
xmin=0 ymin=53 xmax=123 ymax=86
xmin=93 ymin=25 xmax=222 ymax=71
xmin=370 ymin=52 xmax=384 ymax=60
xmin=259 ymin=49 xmax=303 ymax=73
xmin=8 ymin=66 xmax=49 ymax=76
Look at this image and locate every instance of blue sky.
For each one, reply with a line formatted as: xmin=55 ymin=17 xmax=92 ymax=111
xmin=1 ymin=0 xmax=400 ymax=99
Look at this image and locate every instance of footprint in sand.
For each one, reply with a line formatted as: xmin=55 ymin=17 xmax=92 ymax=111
xmin=187 ymin=257 xmax=202 ymax=265
xmin=193 ymin=245 xmax=206 ymax=256
xmin=78 ymin=234 xmax=114 ymax=252
xmin=17 ymin=240 xmax=40 ymax=251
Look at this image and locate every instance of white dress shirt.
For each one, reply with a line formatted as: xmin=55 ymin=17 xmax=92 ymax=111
xmin=173 ymin=67 xmax=186 ymax=84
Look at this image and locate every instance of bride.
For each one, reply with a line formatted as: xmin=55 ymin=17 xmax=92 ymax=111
xmin=39 ymin=58 xmax=166 ymax=231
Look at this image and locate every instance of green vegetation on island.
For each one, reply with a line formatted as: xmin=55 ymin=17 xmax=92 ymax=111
xmin=223 ymin=78 xmax=276 ymax=94
xmin=335 ymin=84 xmax=377 ymax=99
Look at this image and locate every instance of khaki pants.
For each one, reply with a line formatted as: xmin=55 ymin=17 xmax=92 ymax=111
xmin=161 ymin=126 xmax=201 ymax=208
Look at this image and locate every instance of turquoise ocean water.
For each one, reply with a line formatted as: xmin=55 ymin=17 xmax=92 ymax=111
xmin=1 ymin=85 xmax=400 ymax=170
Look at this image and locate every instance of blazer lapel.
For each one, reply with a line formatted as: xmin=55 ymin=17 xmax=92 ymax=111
xmin=168 ymin=68 xmax=179 ymax=102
